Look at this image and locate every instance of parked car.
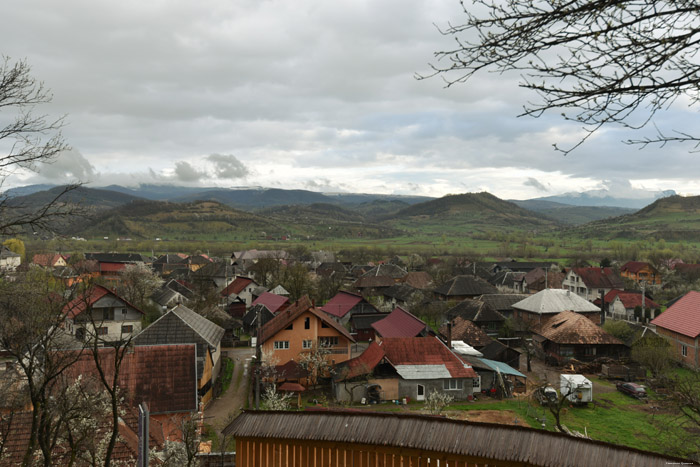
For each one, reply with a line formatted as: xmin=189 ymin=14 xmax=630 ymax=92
xmin=616 ymin=381 xmax=647 ymax=399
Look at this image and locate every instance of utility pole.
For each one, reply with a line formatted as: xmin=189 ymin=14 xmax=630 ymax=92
xmin=255 ymin=307 xmax=261 ymax=409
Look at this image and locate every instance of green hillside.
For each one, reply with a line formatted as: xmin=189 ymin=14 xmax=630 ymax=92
xmin=576 ymin=195 xmax=700 ymax=240
xmin=385 ymin=192 xmax=558 ymax=234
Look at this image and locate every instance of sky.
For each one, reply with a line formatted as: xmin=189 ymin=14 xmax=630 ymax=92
xmin=1 ymin=0 xmax=699 ymax=200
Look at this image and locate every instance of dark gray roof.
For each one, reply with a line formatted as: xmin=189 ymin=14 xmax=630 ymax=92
xmin=223 ymin=411 xmax=687 ymax=467
xmin=361 ymin=263 xmax=408 ymax=279
xmin=477 ymin=294 xmax=530 ymax=312
xmin=446 ymin=299 xmax=506 ymax=323
xmin=133 ymin=304 xmax=224 ymax=378
xmin=85 ymin=252 xmax=146 ymax=263
xmin=434 ymin=275 xmax=498 ymax=297
xmin=382 ymin=283 xmax=419 ymax=302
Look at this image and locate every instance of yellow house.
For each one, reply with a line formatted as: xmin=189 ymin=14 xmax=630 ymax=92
xmin=620 ymin=261 xmax=661 ymax=285
xmin=259 ymin=296 xmax=355 ymax=369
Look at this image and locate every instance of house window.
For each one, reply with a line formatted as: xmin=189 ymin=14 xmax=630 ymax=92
xmin=473 ymin=376 xmax=481 ymax=388
xmin=305 ymin=317 xmax=310 ymax=330
xmin=443 ymin=379 xmax=463 ymax=390
xmin=584 ymin=347 xmax=597 ymax=356
xmin=273 ymin=341 xmax=289 ymax=350
xmin=560 ymin=347 xmax=574 ymax=357
xmin=121 ymin=325 xmax=134 ymax=334
xmin=97 ymin=327 xmax=109 ymax=336
xmin=682 ymin=345 xmax=688 ymax=357
xmin=319 ymin=336 xmax=339 ymax=347
xmin=302 ymin=340 xmax=313 ymax=349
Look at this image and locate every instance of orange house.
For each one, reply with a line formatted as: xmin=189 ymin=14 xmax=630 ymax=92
xmin=259 ymin=296 xmax=355 ymax=369
xmin=620 ymin=261 xmax=661 ymax=285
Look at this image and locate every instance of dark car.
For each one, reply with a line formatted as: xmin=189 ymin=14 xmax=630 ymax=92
xmin=616 ymin=381 xmax=647 ymax=399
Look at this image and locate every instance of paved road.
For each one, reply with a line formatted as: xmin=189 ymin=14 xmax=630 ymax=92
xmin=204 ymin=346 xmax=255 ymax=433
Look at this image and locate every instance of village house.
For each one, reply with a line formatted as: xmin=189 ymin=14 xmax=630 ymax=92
xmin=651 ymin=291 xmax=700 ymax=370
xmin=259 ymin=296 xmax=355 ymax=370
xmin=0 ymin=246 xmax=21 ymax=271
xmin=371 ymin=306 xmax=430 ymax=341
xmin=333 ymin=336 xmax=478 ymax=403
xmin=620 ymin=261 xmax=662 ymax=285
xmin=63 ymin=285 xmax=144 ymax=343
xmin=433 ymin=275 xmax=499 ymax=301
xmin=321 ymin=290 xmax=380 ymax=326
xmin=446 ymin=298 xmax=506 ymax=336
xmin=477 ymin=293 xmax=529 ymax=320
xmin=512 ymin=288 xmax=602 ymax=327
xmin=133 ymin=304 xmax=224 ymax=405
xmin=531 ymin=311 xmax=629 ymax=365
xmin=599 ymin=290 xmax=660 ymax=321
xmin=31 ymin=252 xmax=67 ymax=268
xmin=562 ymin=267 xmax=624 ymax=302
xmin=220 ymin=275 xmax=259 ymax=307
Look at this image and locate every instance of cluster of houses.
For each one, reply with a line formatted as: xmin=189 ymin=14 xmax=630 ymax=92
xmin=2 ymin=248 xmax=700 ymax=461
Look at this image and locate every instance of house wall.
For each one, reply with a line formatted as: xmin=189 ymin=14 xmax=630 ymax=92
xmin=621 ymin=266 xmax=661 ymax=285
xmin=261 ymin=311 xmax=352 ymax=366
xmin=562 ymin=272 xmax=618 ymax=302
xmin=542 ymin=342 xmax=629 ymax=364
xmin=201 ymin=350 xmax=215 ymax=405
xmin=656 ymin=327 xmax=700 ymax=370
xmin=397 ymin=378 xmax=473 ymax=402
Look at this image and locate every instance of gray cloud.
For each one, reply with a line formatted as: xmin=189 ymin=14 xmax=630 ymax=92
xmin=207 ymin=154 xmax=249 ymax=179
xmin=35 ymin=149 xmax=97 ymax=182
xmin=174 ymin=161 xmax=205 ymax=182
xmin=524 ymin=177 xmax=549 ymax=192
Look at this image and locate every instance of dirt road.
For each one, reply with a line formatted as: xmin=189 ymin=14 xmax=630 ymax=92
xmin=204 ymin=346 xmax=254 ymax=433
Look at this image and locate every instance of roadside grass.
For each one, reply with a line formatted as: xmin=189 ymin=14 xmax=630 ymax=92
xmin=219 ymin=358 xmax=234 ymax=394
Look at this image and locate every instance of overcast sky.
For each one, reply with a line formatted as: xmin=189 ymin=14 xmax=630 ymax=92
xmin=2 ymin=0 xmax=699 ymax=200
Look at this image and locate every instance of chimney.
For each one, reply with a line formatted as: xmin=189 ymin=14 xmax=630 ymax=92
xmin=447 ymin=320 xmax=453 ymax=349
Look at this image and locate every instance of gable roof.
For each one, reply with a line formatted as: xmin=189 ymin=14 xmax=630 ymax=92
xmin=84 ymin=253 xmax=146 ymax=263
xmin=220 ymin=276 xmax=255 ymax=296
xmin=352 ymin=275 xmax=396 ymax=289
xmin=512 ymin=288 xmax=600 ymax=314
xmin=434 ymin=275 xmax=499 ymax=297
xmin=402 ymin=271 xmax=433 ymax=289
xmin=67 ymin=344 xmax=198 ymax=414
xmin=651 ymin=290 xmax=700 ymax=338
xmin=133 ymin=304 xmax=224 ymax=378
xmin=621 ymin=261 xmax=657 ymax=274
xmin=371 ymin=307 xmax=426 ymax=338
xmin=380 ymin=336 xmax=478 ymax=379
xmin=446 ymin=298 xmax=506 ymax=323
xmin=361 ymin=263 xmax=408 ymax=279
xmin=382 ymin=283 xmax=420 ymax=302
xmin=252 ymin=292 xmax=289 ymax=314
xmin=259 ymin=296 xmax=355 ymax=345
xmin=63 ymin=285 xmax=144 ymax=319
xmin=532 ymin=311 xmax=624 ymax=346
xmin=602 ymin=290 xmax=659 ymax=310
xmin=571 ymin=267 xmax=624 ymax=289
xmin=32 ymin=253 xmax=64 ymax=266
xmin=321 ymin=291 xmax=365 ymax=318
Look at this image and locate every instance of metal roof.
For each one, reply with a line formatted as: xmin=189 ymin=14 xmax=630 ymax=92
xmin=394 ymin=364 xmax=452 ymax=380
xmin=512 ymin=288 xmax=600 ymax=314
xmin=478 ymin=358 xmax=525 ymax=378
xmin=224 ymin=411 xmax=691 ymax=466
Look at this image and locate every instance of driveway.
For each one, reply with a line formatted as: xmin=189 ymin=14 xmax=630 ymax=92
xmin=204 ymin=346 xmax=255 ymax=433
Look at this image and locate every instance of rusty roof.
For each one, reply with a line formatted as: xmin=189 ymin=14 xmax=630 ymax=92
xmin=533 ymin=311 xmax=625 ymax=346
xmin=380 ymin=336 xmax=477 ymax=379
xmin=223 ymin=410 xmax=689 ymax=466
xmin=333 ymin=341 xmax=385 ymax=382
xmin=402 ymin=271 xmax=433 ymax=289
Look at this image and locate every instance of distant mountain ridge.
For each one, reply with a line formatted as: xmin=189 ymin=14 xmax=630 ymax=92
xmin=531 ymin=188 xmax=676 ymax=209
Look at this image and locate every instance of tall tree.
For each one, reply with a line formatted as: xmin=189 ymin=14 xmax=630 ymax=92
xmin=423 ymin=1 xmax=700 ymax=153
xmin=0 ymin=57 xmax=78 ymax=234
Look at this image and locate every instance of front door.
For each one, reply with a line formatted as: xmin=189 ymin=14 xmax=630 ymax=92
xmin=416 ymin=384 xmax=425 ymax=401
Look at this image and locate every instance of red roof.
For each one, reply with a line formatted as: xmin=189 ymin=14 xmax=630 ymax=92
xmin=621 ymin=261 xmax=654 ymax=274
xmin=100 ymin=262 xmax=126 ymax=273
xmin=220 ymin=276 xmax=254 ymax=297
xmin=380 ymin=336 xmax=478 ymax=378
xmin=371 ymin=307 xmax=426 ymax=338
xmin=651 ymin=291 xmax=700 ymax=338
xmin=321 ymin=291 xmax=364 ymax=318
xmin=335 ymin=341 xmax=385 ymax=381
xmin=63 ymin=285 xmax=144 ymax=319
xmin=32 ymin=253 xmax=65 ymax=267
xmin=252 ymin=292 xmax=289 ymax=314
xmin=572 ymin=267 xmax=624 ymax=289
xmin=278 ymin=382 xmax=306 ymax=392
xmin=601 ymin=290 xmax=659 ymax=310
xmin=65 ymin=345 xmax=198 ymax=414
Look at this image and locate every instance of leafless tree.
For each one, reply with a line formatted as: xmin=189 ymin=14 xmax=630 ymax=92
xmin=0 ymin=56 xmax=79 ymax=234
xmin=422 ymin=1 xmax=700 ymax=153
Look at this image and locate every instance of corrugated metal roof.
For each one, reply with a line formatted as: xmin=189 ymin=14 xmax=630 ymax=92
xmin=513 ymin=288 xmax=600 ymax=314
xmin=381 ymin=336 xmax=478 ymax=379
xmin=394 ymin=364 xmax=452 ymax=380
xmin=478 ymin=358 xmax=525 ymax=378
xmin=224 ymin=410 xmax=690 ymax=466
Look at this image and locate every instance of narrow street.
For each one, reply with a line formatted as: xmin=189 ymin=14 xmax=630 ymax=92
xmin=204 ymin=346 xmax=255 ymax=433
